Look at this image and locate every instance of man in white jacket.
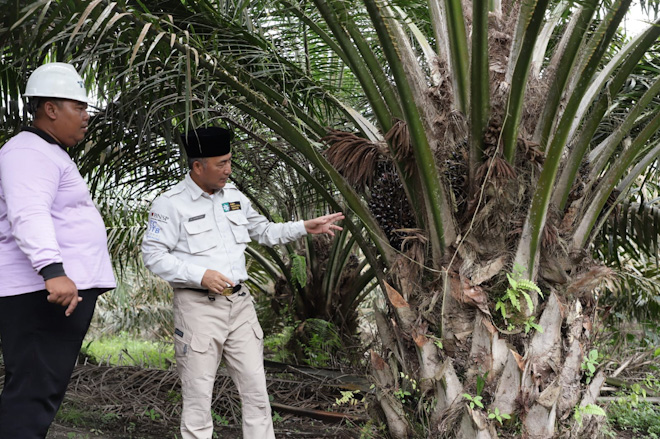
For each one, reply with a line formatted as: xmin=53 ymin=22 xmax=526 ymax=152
xmin=141 ymin=127 xmax=343 ymax=439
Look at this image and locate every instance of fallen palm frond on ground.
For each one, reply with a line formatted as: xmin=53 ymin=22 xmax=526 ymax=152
xmin=47 ymin=361 xmax=371 ymax=437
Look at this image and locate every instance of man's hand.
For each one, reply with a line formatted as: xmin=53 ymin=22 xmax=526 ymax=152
xmin=304 ymin=212 xmax=345 ymax=236
xmin=201 ymin=269 xmax=235 ymax=294
xmin=45 ymin=276 xmax=81 ymax=317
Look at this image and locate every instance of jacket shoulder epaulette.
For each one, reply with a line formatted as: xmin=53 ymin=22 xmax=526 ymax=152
xmin=161 ymin=181 xmax=186 ymax=198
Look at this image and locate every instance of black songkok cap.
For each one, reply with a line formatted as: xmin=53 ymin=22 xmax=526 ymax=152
xmin=181 ymin=127 xmax=232 ymax=158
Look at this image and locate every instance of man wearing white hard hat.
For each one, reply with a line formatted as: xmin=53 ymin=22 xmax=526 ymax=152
xmin=0 ymin=62 xmax=115 ymax=438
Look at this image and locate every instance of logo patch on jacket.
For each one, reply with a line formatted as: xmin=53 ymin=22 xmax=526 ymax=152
xmin=151 ymin=212 xmax=169 ymax=222
xmin=222 ymin=201 xmax=241 ymax=212
xmin=146 ymin=220 xmax=161 ymax=240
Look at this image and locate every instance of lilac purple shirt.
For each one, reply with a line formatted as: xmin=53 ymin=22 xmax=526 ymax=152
xmin=0 ymin=129 xmax=116 ymax=297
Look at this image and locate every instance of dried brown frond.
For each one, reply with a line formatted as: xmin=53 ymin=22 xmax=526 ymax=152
xmin=435 ymin=399 xmax=465 ymax=438
xmin=475 ymin=156 xmax=517 ymax=183
xmin=395 ymin=228 xmax=428 ymax=261
xmin=542 ymin=221 xmax=559 ymax=249
xmin=521 ymin=74 xmax=550 ymax=136
xmin=428 ymin=60 xmax=470 ymax=156
xmin=429 ymin=58 xmax=454 ymax=113
xmin=517 ymin=138 xmax=544 ymax=168
xmin=483 ymin=122 xmax=503 ymax=156
xmin=488 ymin=10 xmax=513 ymax=108
xmin=388 ymin=229 xmax=430 ymax=302
xmin=508 ymin=218 xmax=523 ymax=239
xmin=322 ymin=130 xmax=385 ymax=191
xmin=55 ymin=363 xmax=369 ymax=435
xmin=560 ymin=204 xmax=580 ymax=232
xmin=384 ymin=119 xmax=416 ymax=175
xmin=450 ymin=273 xmax=491 ymax=316
xmin=566 ymin=265 xmax=615 ymax=297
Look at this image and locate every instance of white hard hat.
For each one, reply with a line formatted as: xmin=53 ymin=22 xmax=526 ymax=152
xmin=24 ymin=62 xmax=89 ymax=103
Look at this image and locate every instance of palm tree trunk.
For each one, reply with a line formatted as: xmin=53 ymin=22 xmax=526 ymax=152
xmin=372 ymin=260 xmax=609 ymax=438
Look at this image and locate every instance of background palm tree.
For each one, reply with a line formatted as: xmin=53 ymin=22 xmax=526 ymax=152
xmin=1 ymin=0 xmax=660 ymax=437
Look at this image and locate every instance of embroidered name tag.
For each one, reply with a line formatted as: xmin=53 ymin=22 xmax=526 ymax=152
xmin=189 ymin=214 xmax=205 ymax=222
xmin=151 ymin=212 xmax=169 ymax=222
xmin=222 ymin=201 xmax=241 ymax=212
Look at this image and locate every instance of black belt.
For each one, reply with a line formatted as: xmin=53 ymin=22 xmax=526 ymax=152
xmin=188 ymin=284 xmax=242 ymax=296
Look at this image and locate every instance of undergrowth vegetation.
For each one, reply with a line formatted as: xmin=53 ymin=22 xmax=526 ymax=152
xmin=596 ymin=317 xmax=660 ymax=438
xmin=90 ymin=268 xmax=173 ymax=341
xmin=54 ymin=399 xmax=176 ymax=439
xmin=80 ymin=333 xmax=174 ymax=370
xmin=263 ymin=318 xmax=345 ymax=367
xmin=607 ymin=399 xmax=660 ymax=438
xmin=77 ymin=267 xmax=175 ymax=370
xmin=84 ymin=270 xmax=360 ymax=371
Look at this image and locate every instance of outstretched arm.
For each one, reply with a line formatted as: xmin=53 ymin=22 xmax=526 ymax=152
xmin=304 ymin=212 xmax=345 ymax=236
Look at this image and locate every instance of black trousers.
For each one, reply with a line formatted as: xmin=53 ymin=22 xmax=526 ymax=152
xmin=0 ymin=289 xmax=100 ymax=439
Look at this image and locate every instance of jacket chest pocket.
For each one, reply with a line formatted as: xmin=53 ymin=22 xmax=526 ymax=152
xmin=225 ymin=211 xmax=251 ymax=243
xmin=183 ymin=218 xmax=217 ymax=253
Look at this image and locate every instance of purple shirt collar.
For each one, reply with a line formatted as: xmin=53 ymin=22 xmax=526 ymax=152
xmin=21 ymin=126 xmax=65 ymax=150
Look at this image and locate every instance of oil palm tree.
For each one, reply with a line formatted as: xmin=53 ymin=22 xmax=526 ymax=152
xmin=1 ymin=0 xmax=375 ymax=332
xmin=230 ymin=157 xmax=377 ymax=332
xmin=2 ymin=0 xmax=660 ymax=437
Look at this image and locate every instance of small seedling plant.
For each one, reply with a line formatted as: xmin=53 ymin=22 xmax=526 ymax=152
xmin=394 ymin=372 xmax=418 ymax=403
xmin=212 ymin=412 xmax=229 ymax=426
xmin=335 ymin=389 xmax=362 ymax=407
xmin=574 ymin=403 xmax=606 ymax=426
xmin=488 ymin=407 xmax=511 ymax=425
xmin=463 ymin=373 xmax=487 ymax=410
xmin=495 ymin=265 xmax=544 ymax=334
xmin=581 ymin=349 xmax=600 ymax=384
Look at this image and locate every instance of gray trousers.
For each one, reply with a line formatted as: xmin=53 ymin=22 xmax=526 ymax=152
xmin=173 ymin=287 xmax=275 ymax=439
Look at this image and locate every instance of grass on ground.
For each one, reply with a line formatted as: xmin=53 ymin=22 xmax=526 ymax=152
xmin=80 ymin=332 xmax=174 ymax=369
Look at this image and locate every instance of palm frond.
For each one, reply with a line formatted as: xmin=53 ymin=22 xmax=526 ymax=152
xmin=323 ymin=129 xmax=385 ymax=191
xmin=597 ymin=261 xmax=660 ymax=325
xmin=600 ymin=200 xmax=660 ymax=262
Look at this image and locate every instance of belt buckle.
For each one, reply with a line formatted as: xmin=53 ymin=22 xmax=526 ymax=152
xmin=221 ymin=286 xmax=234 ymax=296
